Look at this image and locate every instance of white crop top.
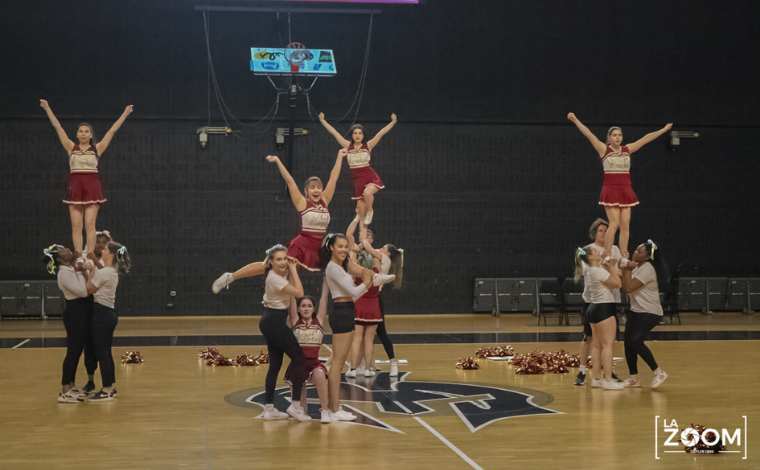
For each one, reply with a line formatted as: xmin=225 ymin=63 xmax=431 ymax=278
xmin=325 ymin=261 xmax=367 ymax=301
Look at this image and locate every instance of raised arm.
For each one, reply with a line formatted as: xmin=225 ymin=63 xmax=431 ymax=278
xmin=601 ymin=259 xmax=622 ymax=290
xmin=319 ymin=113 xmax=350 ymax=148
xmin=85 ymin=264 xmax=100 ymax=295
xmin=346 ymin=207 xmax=361 ymax=249
xmin=40 ymin=100 xmax=74 ymax=154
xmin=266 ymin=155 xmax=307 ymax=211
xmin=317 ymin=276 xmax=329 ymax=325
xmin=96 ymin=105 xmax=133 ymax=155
xmin=367 ymin=113 xmax=397 ymax=151
xmin=287 ymin=294 xmax=299 ymax=328
xmin=567 ymin=113 xmax=607 ymax=157
xmin=626 ymin=123 xmax=673 ymax=153
xmin=321 ymin=148 xmax=347 ymax=205
xmin=361 ymin=238 xmax=383 ymax=261
xmin=280 ymin=260 xmax=305 ymax=298
xmin=620 ymin=261 xmax=645 ymax=293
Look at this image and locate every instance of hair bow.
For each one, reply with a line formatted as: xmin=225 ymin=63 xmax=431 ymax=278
xmin=647 ymin=239 xmax=657 ymax=260
xmin=43 ymin=244 xmax=59 ymax=274
xmin=575 ymin=247 xmax=586 ymax=261
xmin=262 ymin=244 xmax=285 ymax=265
xmin=321 ymin=234 xmax=335 ymax=248
xmin=398 ymin=248 xmax=404 ymax=267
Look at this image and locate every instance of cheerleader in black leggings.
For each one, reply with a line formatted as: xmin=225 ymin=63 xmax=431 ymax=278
xmin=620 ymin=240 xmax=669 ymax=389
xmin=44 ymin=244 xmax=96 ymax=403
xmin=85 ymin=241 xmax=130 ymax=401
xmin=258 ymin=245 xmax=311 ymax=422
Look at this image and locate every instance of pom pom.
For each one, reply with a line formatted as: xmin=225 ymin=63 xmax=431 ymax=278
xmin=254 ymin=351 xmax=270 ymax=364
xmin=199 ymin=347 xmax=221 ymax=360
xmin=475 ymin=345 xmax=515 ymax=358
xmin=456 ymin=357 xmax=480 ymax=370
xmin=235 ymin=353 xmax=260 ymax=366
xmin=121 ymin=351 xmax=144 ymax=364
xmin=683 ymin=424 xmax=727 ymax=454
xmin=206 ymin=354 xmax=236 ymax=366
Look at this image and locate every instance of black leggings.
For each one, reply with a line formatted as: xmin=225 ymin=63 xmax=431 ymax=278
xmin=376 ymin=293 xmax=395 ymax=360
xmin=624 ymin=310 xmax=661 ymax=375
xmin=92 ymin=303 xmax=119 ymax=387
xmin=260 ymin=308 xmax=306 ymax=404
xmin=61 ymin=298 xmax=96 ymax=385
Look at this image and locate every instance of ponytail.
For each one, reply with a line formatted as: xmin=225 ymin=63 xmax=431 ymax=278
xmin=574 ymin=246 xmax=591 ymax=283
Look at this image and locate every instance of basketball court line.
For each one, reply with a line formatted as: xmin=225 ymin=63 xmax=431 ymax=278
xmin=393 ymin=399 xmax=484 ymax=470
xmin=11 ymin=339 xmax=30 ymax=349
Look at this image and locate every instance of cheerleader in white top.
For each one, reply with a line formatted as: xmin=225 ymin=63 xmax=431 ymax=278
xmin=574 ymin=246 xmax=624 ymax=390
xmin=319 ymin=234 xmax=373 ymax=421
xmin=40 ymin=100 xmax=132 ymax=258
xmin=212 ymin=149 xmax=345 ymax=293
xmin=319 ymin=113 xmax=397 ymax=225
xmin=257 ymin=245 xmax=311 ymax=422
xmin=43 ymin=244 xmax=91 ymax=403
xmin=285 ymin=295 xmax=331 ymax=423
xmin=619 ymin=240 xmax=669 ymax=389
xmin=567 ymin=113 xmax=671 ymax=258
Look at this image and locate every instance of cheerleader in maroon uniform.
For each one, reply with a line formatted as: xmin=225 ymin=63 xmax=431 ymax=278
xmin=40 ymin=100 xmax=132 ymax=258
xmin=212 ymin=149 xmax=345 ymax=292
xmin=567 ymin=113 xmax=671 ymax=258
xmin=319 ymin=113 xmax=397 ymax=225
xmin=285 ymin=295 xmax=331 ymax=423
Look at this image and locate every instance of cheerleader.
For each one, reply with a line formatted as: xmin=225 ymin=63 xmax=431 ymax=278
xmin=212 ymin=150 xmax=394 ymax=292
xmin=285 ymin=295 xmax=331 ymax=423
xmin=574 ymin=246 xmax=624 ymax=390
xmin=320 ymin=234 xmax=373 ymax=421
xmin=567 ymin=113 xmax=671 ymax=257
xmin=40 ymin=100 xmax=132 ymax=258
xmin=257 ymin=245 xmax=311 ymax=422
xmin=574 ymin=218 xmax=622 ymax=386
xmin=43 ymin=244 xmax=91 ymax=403
xmin=620 ymin=241 xmax=669 ymax=389
xmin=319 ymin=113 xmax=397 ymax=225
xmin=85 ymin=241 xmax=130 ymax=401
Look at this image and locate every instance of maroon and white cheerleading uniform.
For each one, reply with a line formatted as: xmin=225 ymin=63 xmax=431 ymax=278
xmin=354 ymin=268 xmax=382 ymax=323
xmin=347 ymin=143 xmax=385 ymax=200
xmin=287 ymin=199 xmax=329 ymax=271
xmin=598 ymin=145 xmax=639 ymax=208
xmin=63 ymin=145 xmax=106 ymax=205
xmin=284 ymin=317 xmax=328 ymax=383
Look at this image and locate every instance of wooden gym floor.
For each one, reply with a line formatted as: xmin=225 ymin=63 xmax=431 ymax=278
xmin=1 ymin=312 xmax=758 ymax=469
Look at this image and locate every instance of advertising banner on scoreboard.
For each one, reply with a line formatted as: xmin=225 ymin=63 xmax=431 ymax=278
xmin=250 ymin=48 xmax=337 ymax=76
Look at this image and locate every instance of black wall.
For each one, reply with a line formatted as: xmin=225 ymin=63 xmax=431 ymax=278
xmin=1 ymin=1 xmax=758 ymax=315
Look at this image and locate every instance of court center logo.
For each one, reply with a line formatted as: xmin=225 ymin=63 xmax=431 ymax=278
xmin=226 ymin=372 xmax=560 ymax=433
xmin=655 ymin=416 xmax=748 ymax=459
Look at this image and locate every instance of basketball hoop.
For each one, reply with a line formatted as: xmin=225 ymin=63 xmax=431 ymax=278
xmin=284 ymin=42 xmax=314 ymax=73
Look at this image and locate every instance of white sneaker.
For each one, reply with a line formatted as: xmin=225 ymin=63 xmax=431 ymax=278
xmin=320 ymin=409 xmax=331 ymax=424
xmin=372 ymin=273 xmax=396 ymax=287
xmin=652 ymin=370 xmax=668 ymax=389
xmin=390 ymin=361 xmax=398 ymax=377
xmin=212 ymin=272 xmax=234 ymax=294
xmin=590 ymin=378 xmax=603 ymax=388
xmin=57 ymin=391 xmax=82 ymax=403
xmin=262 ymin=407 xmax=289 ymax=420
xmin=287 ymin=404 xmax=312 ymax=422
xmin=68 ymin=386 xmax=86 ymax=397
xmin=355 ymin=365 xmax=365 ymax=376
xmin=364 ymin=211 xmax=374 ymax=225
xmin=331 ymin=407 xmax=357 ymax=422
xmin=623 ymin=376 xmax=641 ymax=388
xmin=364 ymin=368 xmax=376 ymax=377
xmin=602 ymin=380 xmax=625 ymax=390
xmin=345 ymin=369 xmax=357 ymax=378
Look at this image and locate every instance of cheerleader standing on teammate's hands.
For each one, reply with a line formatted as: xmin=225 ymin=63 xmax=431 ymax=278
xmin=319 ymin=112 xmax=397 ymax=225
xmin=567 ymin=113 xmax=671 ymax=258
xmin=40 ymin=100 xmax=132 ymax=259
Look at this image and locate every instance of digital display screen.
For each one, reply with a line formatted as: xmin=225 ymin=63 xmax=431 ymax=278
xmin=251 ymin=48 xmax=337 ymax=76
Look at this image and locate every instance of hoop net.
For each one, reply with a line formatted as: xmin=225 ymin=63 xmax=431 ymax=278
xmin=284 ymin=42 xmax=313 ymax=73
